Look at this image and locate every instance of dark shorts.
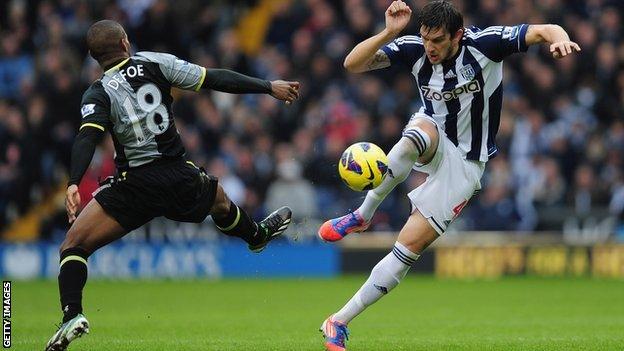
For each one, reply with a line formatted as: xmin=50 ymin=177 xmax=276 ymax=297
xmin=94 ymin=158 xmax=218 ymax=232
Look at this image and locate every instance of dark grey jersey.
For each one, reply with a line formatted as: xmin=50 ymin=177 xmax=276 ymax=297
xmin=79 ymin=51 xmax=206 ymax=170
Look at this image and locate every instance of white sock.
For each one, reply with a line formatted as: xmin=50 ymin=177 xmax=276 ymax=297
xmin=357 ymin=128 xmax=430 ymax=221
xmin=333 ymin=242 xmax=420 ymax=324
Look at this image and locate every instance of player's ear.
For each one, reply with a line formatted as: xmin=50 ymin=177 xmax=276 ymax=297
xmin=452 ymin=28 xmax=463 ymax=43
xmin=121 ymin=36 xmax=130 ymax=53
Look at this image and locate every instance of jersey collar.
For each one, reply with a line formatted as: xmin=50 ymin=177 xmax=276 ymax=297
xmin=104 ymin=58 xmax=130 ymax=75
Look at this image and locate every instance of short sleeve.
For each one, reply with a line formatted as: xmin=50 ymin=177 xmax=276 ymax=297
xmin=381 ymin=35 xmax=425 ymax=68
xmin=80 ymin=81 xmax=111 ymax=132
xmin=134 ymin=51 xmax=206 ymax=91
xmin=467 ymin=24 xmax=529 ymax=62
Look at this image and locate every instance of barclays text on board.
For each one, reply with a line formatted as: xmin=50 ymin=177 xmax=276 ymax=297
xmin=0 ymin=241 xmax=339 ymax=279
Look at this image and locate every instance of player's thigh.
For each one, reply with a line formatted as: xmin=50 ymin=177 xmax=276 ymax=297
xmin=61 ymin=198 xmax=126 ymax=254
xmin=409 ymin=137 xmax=484 ymax=234
xmin=397 ymin=209 xmax=439 ymax=254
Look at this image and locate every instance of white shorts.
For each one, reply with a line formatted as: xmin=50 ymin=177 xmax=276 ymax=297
xmin=406 ymin=114 xmax=485 ymax=235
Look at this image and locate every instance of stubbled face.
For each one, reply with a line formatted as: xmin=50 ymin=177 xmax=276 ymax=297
xmin=420 ymin=26 xmax=461 ymax=64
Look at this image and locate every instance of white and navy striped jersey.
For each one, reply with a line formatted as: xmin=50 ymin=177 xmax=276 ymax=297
xmin=381 ymin=24 xmax=529 ymax=162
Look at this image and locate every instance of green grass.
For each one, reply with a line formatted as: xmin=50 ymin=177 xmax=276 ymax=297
xmin=13 ymin=276 xmax=624 ymax=350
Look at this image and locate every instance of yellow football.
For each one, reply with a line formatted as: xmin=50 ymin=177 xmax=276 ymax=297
xmin=338 ymin=142 xmax=388 ymax=191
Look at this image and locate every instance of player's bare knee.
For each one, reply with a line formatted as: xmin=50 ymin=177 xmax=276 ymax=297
xmin=60 ymin=227 xmax=87 ymax=254
xmin=210 ymin=185 xmax=231 ymax=217
xmin=402 ymin=119 xmax=439 ymax=163
xmin=402 ymin=237 xmax=433 ymax=255
xmin=398 ymin=229 xmax=439 ymax=254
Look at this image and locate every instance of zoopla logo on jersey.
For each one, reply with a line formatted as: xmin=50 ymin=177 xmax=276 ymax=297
xmin=420 ymin=80 xmax=481 ymax=102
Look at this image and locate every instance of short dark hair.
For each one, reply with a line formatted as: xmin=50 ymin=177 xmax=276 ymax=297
xmin=417 ymin=1 xmax=463 ymax=35
xmin=86 ymin=20 xmax=127 ymax=63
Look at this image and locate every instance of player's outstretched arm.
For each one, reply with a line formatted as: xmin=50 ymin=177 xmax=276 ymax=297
xmin=202 ymin=69 xmax=299 ymax=104
xmin=525 ymin=24 xmax=581 ymax=59
xmin=66 ymin=127 xmax=105 ymax=223
xmin=344 ymin=0 xmax=411 ymax=73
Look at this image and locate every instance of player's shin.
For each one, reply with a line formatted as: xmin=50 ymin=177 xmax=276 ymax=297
xmin=357 ymin=132 xmax=426 ymax=220
xmin=212 ymin=202 xmax=258 ymax=244
xmin=333 ymin=242 xmax=419 ymax=324
xmin=58 ymin=247 xmax=90 ymax=323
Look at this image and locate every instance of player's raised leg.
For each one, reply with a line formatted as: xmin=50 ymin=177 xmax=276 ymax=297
xmin=210 ymin=184 xmax=291 ymax=253
xmin=318 ymin=117 xmax=438 ymax=242
xmin=320 ymin=209 xmax=438 ymax=350
xmin=45 ymin=199 xmax=126 ymax=351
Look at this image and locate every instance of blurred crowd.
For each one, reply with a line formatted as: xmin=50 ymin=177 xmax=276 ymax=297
xmin=0 ymin=0 xmax=623 ymax=237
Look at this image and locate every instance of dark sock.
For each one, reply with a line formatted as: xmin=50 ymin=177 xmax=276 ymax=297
xmin=212 ymin=202 xmax=258 ymax=244
xmin=58 ymin=247 xmax=89 ymax=323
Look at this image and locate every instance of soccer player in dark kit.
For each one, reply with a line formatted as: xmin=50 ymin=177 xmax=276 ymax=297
xmin=45 ymin=20 xmax=299 ymax=351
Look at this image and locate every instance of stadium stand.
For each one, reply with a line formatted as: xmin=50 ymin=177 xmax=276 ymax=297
xmin=0 ymin=0 xmax=623 ymax=240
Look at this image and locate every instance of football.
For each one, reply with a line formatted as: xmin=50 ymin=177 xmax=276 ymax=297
xmin=338 ymin=142 xmax=389 ymax=191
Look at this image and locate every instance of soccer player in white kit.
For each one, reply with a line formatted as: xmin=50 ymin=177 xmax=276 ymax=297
xmin=318 ymin=1 xmax=580 ymax=350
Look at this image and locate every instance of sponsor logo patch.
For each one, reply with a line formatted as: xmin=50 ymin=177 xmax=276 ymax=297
xmin=373 ymin=284 xmax=389 ymax=294
xmin=444 ymin=70 xmax=457 ymax=79
xmin=420 ymin=80 xmax=481 ymax=102
xmin=81 ymin=104 xmax=95 ymax=118
xmin=501 ymin=26 xmax=519 ymax=41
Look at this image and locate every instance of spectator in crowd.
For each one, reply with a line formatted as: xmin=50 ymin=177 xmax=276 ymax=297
xmin=265 ymin=145 xmax=318 ymax=221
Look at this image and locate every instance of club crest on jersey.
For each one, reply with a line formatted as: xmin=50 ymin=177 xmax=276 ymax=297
xmin=81 ymin=104 xmax=95 ymax=118
xmin=459 ymin=65 xmax=476 ymax=81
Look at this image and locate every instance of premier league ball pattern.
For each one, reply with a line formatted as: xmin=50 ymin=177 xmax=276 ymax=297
xmin=338 ymin=142 xmax=389 ymax=191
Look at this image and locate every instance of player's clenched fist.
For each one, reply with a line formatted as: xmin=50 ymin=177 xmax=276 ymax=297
xmin=385 ymin=0 xmax=412 ymax=36
xmin=270 ymin=80 xmax=300 ymax=104
xmin=65 ymin=184 xmax=81 ymax=224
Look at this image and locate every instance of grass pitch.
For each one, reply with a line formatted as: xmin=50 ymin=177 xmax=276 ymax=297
xmin=14 ymin=276 xmax=624 ymax=350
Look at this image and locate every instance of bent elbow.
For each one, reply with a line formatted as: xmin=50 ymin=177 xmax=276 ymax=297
xmin=343 ymin=58 xmax=355 ymax=72
xmin=343 ymin=59 xmax=365 ymax=73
